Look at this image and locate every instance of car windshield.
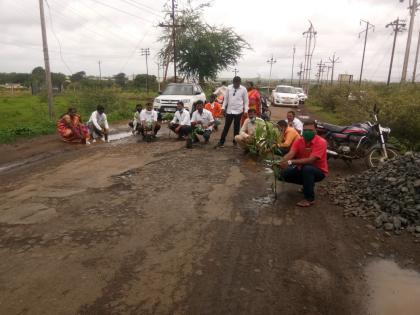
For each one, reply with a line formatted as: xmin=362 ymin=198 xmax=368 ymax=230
xmin=275 ymin=86 xmax=295 ymax=93
xmin=295 ymin=88 xmax=303 ymax=93
xmin=162 ymin=84 xmax=194 ymax=95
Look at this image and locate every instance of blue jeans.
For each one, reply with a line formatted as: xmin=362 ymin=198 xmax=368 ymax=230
xmin=279 ymin=165 xmax=325 ymax=201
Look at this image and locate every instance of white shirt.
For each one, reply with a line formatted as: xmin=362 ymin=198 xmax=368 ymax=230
xmin=222 ymin=84 xmax=249 ymax=114
xmin=214 ymin=85 xmax=227 ymax=97
xmin=140 ymin=109 xmax=158 ymax=123
xmin=241 ymin=117 xmax=264 ymax=136
xmin=171 ymin=109 xmax=191 ymax=126
xmin=191 ymin=109 xmax=214 ymax=130
xmin=286 ymin=117 xmax=303 ymax=134
xmin=89 ymin=110 xmax=109 ymax=130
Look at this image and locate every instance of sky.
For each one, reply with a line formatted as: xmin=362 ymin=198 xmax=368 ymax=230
xmin=1 ymin=0 xmax=419 ymax=83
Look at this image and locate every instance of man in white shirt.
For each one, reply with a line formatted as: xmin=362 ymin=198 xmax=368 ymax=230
xmin=169 ymin=101 xmax=192 ymax=140
xmin=234 ymin=108 xmax=264 ymax=149
xmin=128 ymin=104 xmax=142 ymax=135
xmin=286 ymin=111 xmax=303 ymax=134
xmin=217 ymin=76 xmax=249 ymax=148
xmin=214 ymin=81 xmax=227 ymax=103
xmin=88 ymin=105 xmax=110 ymax=143
xmin=139 ymin=102 xmax=161 ymax=140
xmin=191 ymin=100 xmax=214 ymax=144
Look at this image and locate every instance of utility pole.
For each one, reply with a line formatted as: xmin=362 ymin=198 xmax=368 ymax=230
xmin=267 ymin=55 xmax=276 ymax=94
xmin=400 ymin=0 xmax=420 ymax=82
xmin=98 ymin=60 xmax=102 ymax=81
xmin=386 ymin=17 xmax=406 ymax=85
xmin=156 ymin=61 xmax=162 ymax=92
xmin=302 ymin=21 xmax=317 ymax=95
xmin=328 ymin=53 xmax=341 ymax=85
xmin=412 ymin=30 xmax=420 ymax=82
xmin=298 ymin=62 xmax=303 ymax=86
xmin=38 ymin=0 xmax=54 ymax=119
xmin=316 ymin=59 xmax=324 ymax=85
xmin=141 ymin=48 xmax=150 ymax=93
xmin=290 ymin=45 xmax=296 ymax=85
xmin=232 ymin=68 xmax=239 ymax=76
xmin=358 ymin=19 xmax=375 ymax=85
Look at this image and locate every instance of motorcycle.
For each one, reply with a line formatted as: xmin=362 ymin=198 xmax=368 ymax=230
xmin=316 ymin=104 xmax=399 ymax=168
xmin=260 ymin=95 xmax=271 ymax=121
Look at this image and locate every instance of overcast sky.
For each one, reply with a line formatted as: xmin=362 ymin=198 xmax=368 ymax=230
xmin=1 ymin=0 xmax=419 ymax=83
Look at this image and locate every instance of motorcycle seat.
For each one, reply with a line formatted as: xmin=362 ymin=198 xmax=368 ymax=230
xmin=322 ymin=123 xmax=347 ymax=133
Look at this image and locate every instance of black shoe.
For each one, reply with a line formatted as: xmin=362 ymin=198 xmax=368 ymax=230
xmin=215 ymin=142 xmax=224 ymax=148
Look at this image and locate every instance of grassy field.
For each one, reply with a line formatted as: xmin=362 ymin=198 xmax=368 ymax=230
xmin=0 ymin=90 xmax=155 ymax=143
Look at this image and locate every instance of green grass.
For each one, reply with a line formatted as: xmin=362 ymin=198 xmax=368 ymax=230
xmin=305 ymin=101 xmax=343 ymax=125
xmin=0 ymin=90 xmax=154 ymax=143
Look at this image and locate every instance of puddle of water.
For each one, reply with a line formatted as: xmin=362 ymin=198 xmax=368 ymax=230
xmin=365 ymin=259 xmax=420 ymax=315
xmin=108 ymin=131 xmax=133 ymax=141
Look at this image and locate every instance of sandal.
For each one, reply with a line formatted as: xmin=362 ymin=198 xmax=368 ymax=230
xmin=296 ymin=200 xmax=315 ymax=207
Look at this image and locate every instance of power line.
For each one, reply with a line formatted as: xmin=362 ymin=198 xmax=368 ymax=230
xmin=119 ymin=0 xmax=164 ymax=18
xmin=358 ymin=19 xmax=375 ymax=85
xmin=90 ymin=0 xmax=154 ymax=23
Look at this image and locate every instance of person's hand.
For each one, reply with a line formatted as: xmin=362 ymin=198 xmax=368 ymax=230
xmin=277 ymin=160 xmax=289 ymax=169
xmin=197 ymin=120 xmax=202 ymax=124
xmin=243 ymin=113 xmax=248 ymax=118
xmin=175 ymin=126 xmax=181 ymax=133
xmin=221 ymin=109 xmax=225 ymax=116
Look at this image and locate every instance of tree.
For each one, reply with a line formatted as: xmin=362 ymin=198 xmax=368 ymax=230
xmin=31 ymin=66 xmax=46 ymax=95
xmin=51 ymin=73 xmax=67 ymax=92
xmin=70 ymin=71 xmax=86 ymax=82
xmin=133 ymin=74 xmax=158 ymax=90
xmin=158 ymin=2 xmax=250 ymax=83
xmin=114 ymin=72 xmax=127 ymax=87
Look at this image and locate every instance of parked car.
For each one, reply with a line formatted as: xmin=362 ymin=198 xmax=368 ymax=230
xmin=153 ymin=83 xmax=206 ymax=113
xmin=270 ymin=85 xmax=300 ymax=107
xmin=294 ymin=87 xmax=307 ymax=104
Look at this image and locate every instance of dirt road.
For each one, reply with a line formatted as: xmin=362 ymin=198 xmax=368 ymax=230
xmin=1 ymin=106 xmax=419 ymax=315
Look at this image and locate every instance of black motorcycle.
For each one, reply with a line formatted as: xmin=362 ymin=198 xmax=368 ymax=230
xmin=316 ymin=105 xmax=399 ymax=168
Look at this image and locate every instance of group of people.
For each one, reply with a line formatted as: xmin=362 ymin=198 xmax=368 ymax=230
xmin=56 ymin=76 xmax=327 ymax=207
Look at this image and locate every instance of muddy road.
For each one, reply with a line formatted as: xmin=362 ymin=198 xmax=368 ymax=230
xmin=1 ymin=106 xmax=420 ymax=315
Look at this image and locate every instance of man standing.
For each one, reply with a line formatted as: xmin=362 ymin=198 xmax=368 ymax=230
xmin=234 ymin=108 xmax=264 ymax=150
xmin=286 ymin=111 xmax=303 ymax=134
xmin=275 ymin=120 xmax=300 ymax=155
xmin=139 ymin=102 xmax=161 ymax=140
xmin=169 ymin=101 xmax=192 ymax=141
xmin=277 ymin=120 xmax=328 ymax=207
xmin=217 ymin=76 xmax=249 ymax=148
xmin=191 ymin=100 xmax=214 ymax=144
xmin=88 ymin=105 xmax=109 ymax=143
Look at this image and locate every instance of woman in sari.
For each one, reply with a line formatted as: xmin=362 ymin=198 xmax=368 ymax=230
xmin=241 ymin=81 xmax=261 ymax=126
xmin=57 ymin=107 xmax=90 ymax=144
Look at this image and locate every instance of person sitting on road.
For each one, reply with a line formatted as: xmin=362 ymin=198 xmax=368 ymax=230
xmin=275 ymin=120 xmax=301 ymax=155
xmin=139 ymin=102 xmax=161 ymax=140
xmin=57 ymin=107 xmax=90 ymax=144
xmin=128 ymin=104 xmax=142 ymax=135
xmin=286 ymin=111 xmax=303 ymax=134
xmin=234 ymin=108 xmax=264 ymax=150
xmin=191 ymin=100 xmax=215 ymax=144
xmin=88 ymin=105 xmax=110 ymax=143
xmin=276 ymin=120 xmax=328 ymax=207
xmin=204 ymin=94 xmax=222 ymax=131
xmin=169 ymin=101 xmax=192 ymax=140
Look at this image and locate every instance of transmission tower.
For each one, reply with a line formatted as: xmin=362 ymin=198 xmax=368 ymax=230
xmin=386 ymin=18 xmax=406 ymax=85
xmin=267 ymin=55 xmax=277 ymax=94
xmin=302 ymin=21 xmax=317 ymax=94
xmin=141 ymin=48 xmax=150 ymax=93
xmin=358 ymin=19 xmax=375 ymax=85
xmin=328 ymin=53 xmax=341 ymax=85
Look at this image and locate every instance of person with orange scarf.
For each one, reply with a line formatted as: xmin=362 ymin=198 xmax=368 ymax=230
xmin=241 ymin=81 xmax=261 ymax=126
xmin=56 ymin=107 xmax=90 ymax=144
xmin=204 ymin=94 xmax=222 ymax=131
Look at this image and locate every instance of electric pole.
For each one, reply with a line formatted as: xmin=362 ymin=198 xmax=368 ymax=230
xmin=328 ymin=53 xmax=341 ymax=85
xmin=298 ymin=62 xmax=303 ymax=86
xmin=400 ymin=0 xmax=420 ymax=83
xmin=98 ymin=60 xmax=102 ymax=81
xmin=267 ymin=55 xmax=276 ymax=94
xmin=156 ymin=61 xmax=162 ymax=92
xmin=291 ymin=45 xmax=296 ymax=85
xmin=316 ymin=59 xmax=324 ymax=85
xmin=386 ymin=17 xmax=406 ymax=85
xmin=302 ymin=21 xmax=317 ymax=94
xmin=232 ymin=68 xmax=239 ymax=76
xmin=412 ymin=30 xmax=420 ymax=82
xmin=141 ymin=48 xmax=150 ymax=93
xmin=38 ymin=0 xmax=54 ymax=119
xmin=358 ymin=19 xmax=375 ymax=85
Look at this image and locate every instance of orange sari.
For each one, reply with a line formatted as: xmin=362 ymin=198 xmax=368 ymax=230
xmin=241 ymin=88 xmax=262 ymax=126
xmin=57 ymin=114 xmax=89 ymax=143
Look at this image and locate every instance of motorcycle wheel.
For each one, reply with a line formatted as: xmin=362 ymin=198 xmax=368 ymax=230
xmin=365 ymin=147 xmax=399 ymax=168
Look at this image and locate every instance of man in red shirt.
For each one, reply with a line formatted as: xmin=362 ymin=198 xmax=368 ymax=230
xmin=277 ymin=120 xmax=328 ymax=207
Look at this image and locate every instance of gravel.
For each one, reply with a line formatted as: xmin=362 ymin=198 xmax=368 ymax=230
xmin=327 ymin=152 xmax=420 ymax=235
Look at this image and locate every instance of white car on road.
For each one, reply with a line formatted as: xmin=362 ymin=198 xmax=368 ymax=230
xmin=271 ymin=85 xmax=300 ymax=107
xmin=153 ymin=83 xmax=206 ymax=113
xmin=294 ymin=87 xmax=308 ymax=104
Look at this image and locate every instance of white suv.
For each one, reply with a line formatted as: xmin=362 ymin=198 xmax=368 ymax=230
xmin=153 ymin=83 xmax=206 ymax=113
xmin=271 ymin=85 xmax=299 ymax=107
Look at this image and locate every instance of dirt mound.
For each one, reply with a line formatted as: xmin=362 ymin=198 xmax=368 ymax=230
xmin=328 ymin=152 xmax=420 ymax=235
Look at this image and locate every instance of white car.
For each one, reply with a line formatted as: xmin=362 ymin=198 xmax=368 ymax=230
xmin=271 ymin=85 xmax=300 ymax=107
xmin=294 ymin=87 xmax=307 ymax=104
xmin=153 ymin=83 xmax=206 ymax=113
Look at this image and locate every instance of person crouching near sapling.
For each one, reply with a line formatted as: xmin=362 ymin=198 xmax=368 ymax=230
xmin=274 ymin=120 xmax=300 ymax=155
xmin=276 ymin=120 xmax=328 ymax=207
xmin=191 ymin=100 xmax=215 ymax=144
xmin=128 ymin=104 xmax=142 ymax=135
xmin=139 ymin=102 xmax=161 ymax=140
xmin=169 ymin=101 xmax=192 ymax=147
xmin=234 ymin=108 xmax=264 ymax=150
xmin=88 ymin=105 xmax=110 ymax=143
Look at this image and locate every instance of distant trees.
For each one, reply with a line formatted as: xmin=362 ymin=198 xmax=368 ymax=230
xmin=113 ymin=73 xmax=127 ymax=87
xmin=133 ymin=74 xmax=158 ymax=90
xmin=70 ymin=71 xmax=86 ymax=82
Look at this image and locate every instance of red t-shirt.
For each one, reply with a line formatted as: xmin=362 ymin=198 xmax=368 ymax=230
xmin=290 ymin=135 xmax=328 ymax=175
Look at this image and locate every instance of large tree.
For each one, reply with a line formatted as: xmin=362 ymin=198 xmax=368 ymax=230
xmin=113 ymin=72 xmax=127 ymax=87
xmin=70 ymin=71 xmax=86 ymax=82
xmin=158 ymin=2 xmax=250 ymax=83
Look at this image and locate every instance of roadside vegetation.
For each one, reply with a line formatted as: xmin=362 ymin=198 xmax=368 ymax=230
xmin=307 ymin=83 xmax=420 ymax=151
